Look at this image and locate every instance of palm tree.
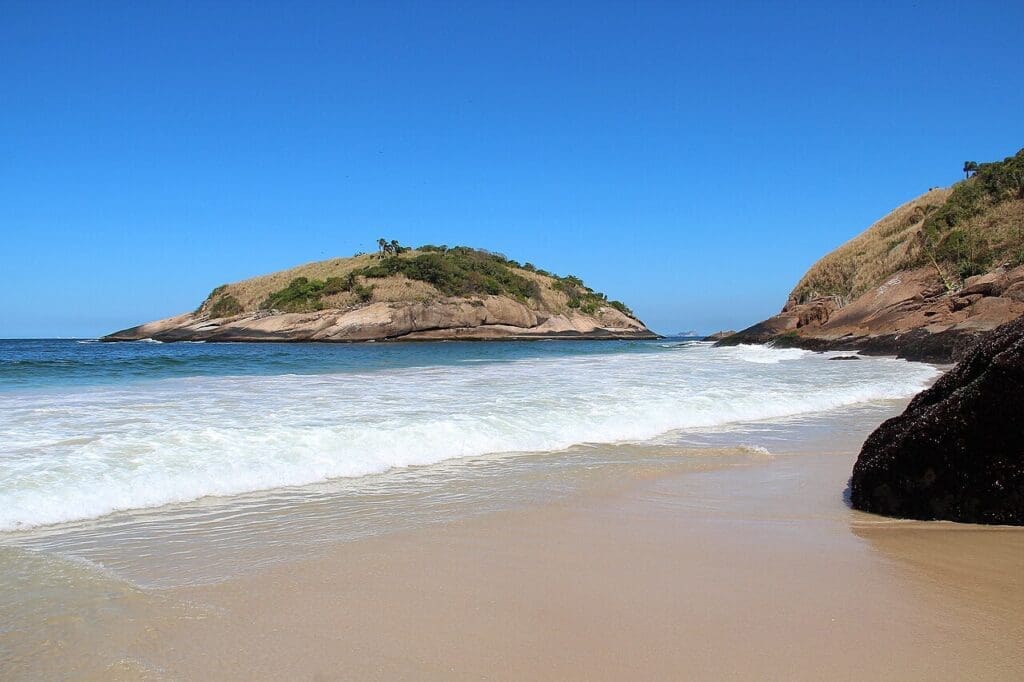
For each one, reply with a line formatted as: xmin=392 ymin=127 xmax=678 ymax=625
xmin=377 ymin=238 xmax=387 ymax=259
xmin=389 ymin=239 xmax=401 ymax=255
xmin=963 ymin=161 xmax=978 ymax=178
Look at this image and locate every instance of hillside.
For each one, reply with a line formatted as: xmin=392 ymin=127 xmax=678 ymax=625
xmin=718 ymin=148 xmax=1024 ymax=362
xmin=104 ymin=245 xmax=655 ymax=342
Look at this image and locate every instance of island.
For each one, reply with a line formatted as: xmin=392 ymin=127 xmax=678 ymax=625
xmin=103 ymin=244 xmax=656 ymax=342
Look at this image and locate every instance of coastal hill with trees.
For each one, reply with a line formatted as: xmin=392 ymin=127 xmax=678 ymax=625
xmin=717 ymin=147 xmax=1024 ymax=361
xmin=104 ymin=245 xmax=653 ymax=342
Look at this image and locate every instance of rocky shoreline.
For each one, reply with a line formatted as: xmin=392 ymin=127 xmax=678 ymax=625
xmin=103 ymin=296 xmax=657 ymax=343
xmin=720 ymin=327 xmax=984 ymax=364
xmin=716 ymin=265 xmax=1024 ymax=364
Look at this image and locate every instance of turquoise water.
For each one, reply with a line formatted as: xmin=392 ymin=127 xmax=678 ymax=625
xmin=0 ymin=338 xmax=672 ymax=392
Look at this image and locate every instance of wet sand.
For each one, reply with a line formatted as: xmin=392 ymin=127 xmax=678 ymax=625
xmin=144 ymin=449 xmax=1024 ymax=680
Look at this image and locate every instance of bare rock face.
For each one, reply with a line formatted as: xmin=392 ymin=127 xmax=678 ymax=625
xmin=849 ymin=317 xmax=1024 ymax=525
xmin=103 ymin=296 xmax=656 ymax=343
xmin=718 ymin=265 xmax=1024 ymax=362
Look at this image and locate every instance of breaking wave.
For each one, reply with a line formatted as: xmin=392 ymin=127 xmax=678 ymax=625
xmin=0 ymin=343 xmax=938 ymax=530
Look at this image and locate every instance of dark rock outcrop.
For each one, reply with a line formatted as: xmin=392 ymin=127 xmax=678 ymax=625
xmin=849 ymin=317 xmax=1024 ymax=525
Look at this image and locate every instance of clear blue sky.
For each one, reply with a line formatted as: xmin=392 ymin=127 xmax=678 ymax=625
xmin=2 ymin=1 xmax=1023 ymax=337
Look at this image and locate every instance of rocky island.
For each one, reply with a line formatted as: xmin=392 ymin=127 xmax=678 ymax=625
xmin=717 ymin=149 xmax=1024 ymax=363
xmin=104 ymin=244 xmax=655 ymax=342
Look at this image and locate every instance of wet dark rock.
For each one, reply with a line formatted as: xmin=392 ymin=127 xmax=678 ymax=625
xmin=829 ymin=355 xmax=861 ymax=360
xmin=717 ymin=327 xmax=986 ymax=364
xmin=849 ymin=317 xmax=1024 ymax=525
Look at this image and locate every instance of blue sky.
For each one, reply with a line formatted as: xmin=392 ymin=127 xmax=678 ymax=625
xmin=2 ymin=1 xmax=1023 ymax=337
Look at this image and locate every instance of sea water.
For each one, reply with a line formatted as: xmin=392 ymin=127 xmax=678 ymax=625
xmin=0 ymin=339 xmax=938 ymax=533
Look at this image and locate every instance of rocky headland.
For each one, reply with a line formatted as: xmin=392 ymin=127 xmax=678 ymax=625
xmin=104 ymin=245 xmax=655 ymax=343
xmin=717 ymin=149 xmax=1024 ymax=363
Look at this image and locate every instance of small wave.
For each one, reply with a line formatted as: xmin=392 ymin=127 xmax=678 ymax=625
xmin=0 ymin=345 xmax=938 ymax=530
xmin=719 ymin=344 xmax=809 ymax=364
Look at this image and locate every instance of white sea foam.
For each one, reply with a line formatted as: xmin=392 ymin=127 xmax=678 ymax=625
xmin=720 ymin=344 xmax=812 ymax=363
xmin=0 ymin=345 xmax=939 ymax=530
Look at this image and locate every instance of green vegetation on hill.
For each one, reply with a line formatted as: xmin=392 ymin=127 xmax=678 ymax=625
xmin=208 ymin=294 xmax=243 ymax=318
xmin=356 ymin=246 xmax=541 ymax=300
xmin=197 ymin=284 xmax=244 ymax=318
xmin=197 ymin=244 xmax=636 ymax=317
xmin=553 ymin=275 xmax=634 ymax=316
xmin=791 ymin=147 xmax=1024 ymax=305
xmin=921 ymin=149 xmax=1024 ymax=281
xmin=260 ymin=274 xmax=373 ymax=313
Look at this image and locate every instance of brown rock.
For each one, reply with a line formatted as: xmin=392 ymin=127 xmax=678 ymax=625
xmin=1003 ymin=281 xmax=1024 ymax=303
xmin=966 ymin=296 xmax=1024 ymax=320
xmin=104 ymin=297 xmax=656 ymax=343
xmin=960 ymin=270 xmax=1007 ymax=297
xmin=794 ymin=299 xmax=835 ymax=328
xmin=952 ymin=294 xmax=983 ymax=311
xmin=1004 ymin=265 xmax=1024 ymax=287
xmin=720 ymin=263 xmax=1024 ymax=362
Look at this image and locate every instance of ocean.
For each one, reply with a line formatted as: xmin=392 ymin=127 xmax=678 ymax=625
xmin=0 ymin=338 xmax=938 ymax=533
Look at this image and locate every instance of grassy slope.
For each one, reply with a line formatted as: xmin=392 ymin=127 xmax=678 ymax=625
xmin=196 ymin=247 xmax=633 ymax=319
xmin=790 ymin=148 xmax=1024 ymax=306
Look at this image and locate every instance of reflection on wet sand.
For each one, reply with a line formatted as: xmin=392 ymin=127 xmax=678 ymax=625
xmin=851 ymin=520 xmax=1024 ymax=653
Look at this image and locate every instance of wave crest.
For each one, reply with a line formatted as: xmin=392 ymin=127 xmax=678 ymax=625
xmin=0 ymin=344 xmax=938 ymax=530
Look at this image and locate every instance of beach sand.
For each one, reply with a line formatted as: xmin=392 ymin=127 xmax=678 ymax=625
xmin=138 ymin=444 xmax=1024 ymax=680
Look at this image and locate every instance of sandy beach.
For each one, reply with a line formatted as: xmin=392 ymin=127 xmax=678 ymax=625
xmin=131 ymin=428 xmax=1024 ymax=680
xmin=6 ymin=3 xmax=1024 ymax=679
xmin=2 ymin=353 xmax=1021 ymax=681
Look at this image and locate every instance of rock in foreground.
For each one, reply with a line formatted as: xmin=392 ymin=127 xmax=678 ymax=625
xmin=850 ymin=317 xmax=1024 ymax=524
